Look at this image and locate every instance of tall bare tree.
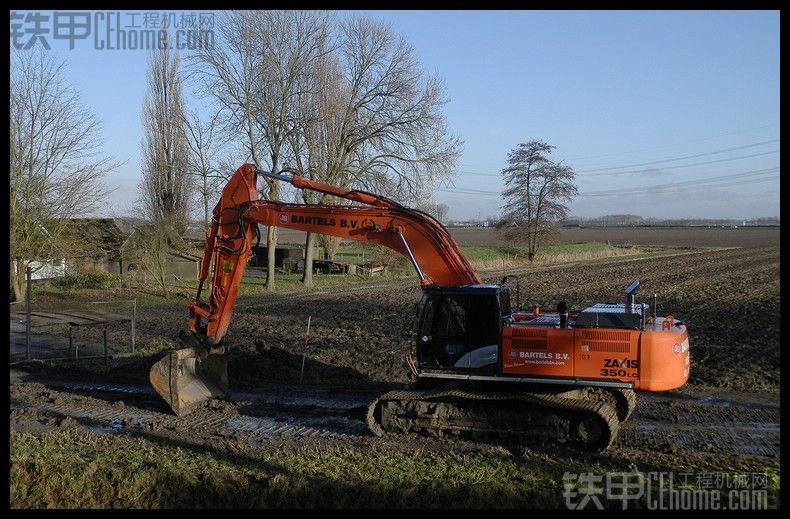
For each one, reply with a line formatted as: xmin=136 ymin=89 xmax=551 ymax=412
xmin=10 ymin=48 xmax=114 ymax=301
xmin=189 ymin=11 xmax=331 ymax=290
xmin=288 ymin=15 xmax=463 ymax=286
xmin=140 ymin=32 xmax=191 ymax=232
xmin=497 ymin=140 xmax=578 ymax=260
xmin=183 ymin=109 xmax=224 ymax=231
xmin=285 ymin=21 xmax=341 ymax=286
xmin=190 ymin=13 xmax=461 ymax=288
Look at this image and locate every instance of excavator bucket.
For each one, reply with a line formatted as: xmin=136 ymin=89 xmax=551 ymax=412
xmin=149 ymin=347 xmax=228 ymax=416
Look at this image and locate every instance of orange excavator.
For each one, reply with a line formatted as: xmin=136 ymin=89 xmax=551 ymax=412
xmin=150 ymin=163 xmax=690 ymax=450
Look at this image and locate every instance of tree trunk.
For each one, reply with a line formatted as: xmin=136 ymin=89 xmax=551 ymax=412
xmin=528 ymin=232 xmax=537 ymax=261
xmin=11 ymin=260 xmax=26 ymax=302
xmin=302 ymin=232 xmax=316 ymax=288
xmin=265 ymin=154 xmax=280 ymax=292
xmin=203 ymin=173 xmax=210 ymax=231
xmin=156 ymin=243 xmax=169 ymax=298
xmin=319 ymin=235 xmax=341 ymax=261
xmin=160 ymin=275 xmax=169 ymax=298
xmin=266 ymin=226 xmax=277 ymax=291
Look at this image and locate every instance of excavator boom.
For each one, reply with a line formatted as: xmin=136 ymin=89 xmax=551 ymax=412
xmin=150 ymin=164 xmax=480 ymax=414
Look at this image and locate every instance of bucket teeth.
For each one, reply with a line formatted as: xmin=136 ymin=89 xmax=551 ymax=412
xmin=149 ymin=347 xmax=228 ymax=416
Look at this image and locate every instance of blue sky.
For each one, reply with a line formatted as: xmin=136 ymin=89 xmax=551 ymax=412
xmin=12 ymin=9 xmax=780 ymax=220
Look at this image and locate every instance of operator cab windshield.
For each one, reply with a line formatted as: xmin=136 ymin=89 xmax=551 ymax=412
xmin=418 ymin=292 xmax=500 ymax=370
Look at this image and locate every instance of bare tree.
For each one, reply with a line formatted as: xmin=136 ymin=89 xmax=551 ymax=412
xmin=182 ymin=109 xmax=224 ymax=231
xmin=433 ymin=203 xmax=450 ymax=224
xmin=125 ymin=223 xmax=173 ymax=298
xmin=189 ymin=11 xmax=331 ymax=290
xmin=136 ymin=32 xmax=191 ymax=298
xmin=190 ymin=13 xmax=461 ymax=288
xmin=140 ymin=32 xmax=191 ymax=233
xmin=338 ymin=17 xmax=462 ymax=197
xmin=497 ymin=140 xmax=578 ymax=260
xmin=287 ymin=15 xmax=463 ymax=286
xmin=415 ymin=199 xmax=449 ymax=224
xmin=188 ymin=11 xmax=268 ymax=166
xmin=10 ymin=48 xmax=115 ymax=301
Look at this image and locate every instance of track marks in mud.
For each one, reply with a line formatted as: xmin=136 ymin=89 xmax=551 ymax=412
xmin=10 ymin=380 xmax=779 ymax=464
xmin=617 ymin=391 xmax=779 ymax=457
xmin=10 ymin=381 xmax=373 ymax=447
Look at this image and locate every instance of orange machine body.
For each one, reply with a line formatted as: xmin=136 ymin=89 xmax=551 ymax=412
xmin=501 ymin=315 xmax=689 ymax=391
xmin=186 ymin=164 xmax=690 ymax=395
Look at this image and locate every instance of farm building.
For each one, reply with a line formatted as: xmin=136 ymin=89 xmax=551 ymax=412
xmin=59 ymin=218 xmax=127 ymax=275
xmin=248 ymin=244 xmax=304 ymax=269
xmin=15 ymin=218 xmax=127 ymax=280
xmin=120 ymin=225 xmax=202 ymax=280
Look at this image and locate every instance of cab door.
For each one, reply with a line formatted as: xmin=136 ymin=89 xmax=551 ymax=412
xmin=416 ymin=292 xmax=499 ymax=370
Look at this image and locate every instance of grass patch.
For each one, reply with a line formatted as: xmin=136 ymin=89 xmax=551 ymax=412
xmin=4 ymin=432 xmax=566 ymax=508
xmin=52 ymin=272 xmax=121 ymax=291
xmin=462 ymin=242 xmax=645 ymax=270
xmin=10 ymin=431 xmax=562 ymax=508
xmin=22 ymin=241 xmax=672 ymax=308
xmin=11 ymin=430 xmax=780 ymax=508
xmin=235 ymin=269 xmax=412 ymax=296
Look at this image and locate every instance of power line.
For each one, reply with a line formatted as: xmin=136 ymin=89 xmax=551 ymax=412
xmin=456 ymin=123 xmax=779 ymax=168
xmin=580 ymin=167 xmax=779 ymax=195
xmin=579 ymin=151 xmax=779 ymax=177
xmin=561 ymin=123 xmax=780 ymax=162
xmin=452 ymin=148 xmax=779 ymax=178
xmin=574 ymin=139 xmax=779 ymax=173
xmin=440 ymin=176 xmax=779 ymax=199
xmin=580 ymin=175 xmax=779 ymax=198
xmin=444 ymin=166 xmax=779 ymax=195
xmin=438 ymin=167 xmax=780 ymax=198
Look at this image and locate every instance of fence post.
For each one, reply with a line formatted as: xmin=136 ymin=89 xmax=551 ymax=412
xmin=25 ymin=266 xmax=32 ymax=361
xmin=131 ymin=299 xmax=137 ymax=354
xmin=299 ymin=316 xmax=312 ymax=384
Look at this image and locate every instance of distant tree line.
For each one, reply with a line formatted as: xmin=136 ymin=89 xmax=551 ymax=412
xmin=559 ymin=215 xmax=780 ymax=227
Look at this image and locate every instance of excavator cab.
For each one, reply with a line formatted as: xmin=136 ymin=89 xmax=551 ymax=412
xmin=415 ymin=285 xmax=510 ymax=372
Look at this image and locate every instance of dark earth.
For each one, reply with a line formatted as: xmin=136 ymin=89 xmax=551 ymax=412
xmin=10 ymin=233 xmax=780 ymax=508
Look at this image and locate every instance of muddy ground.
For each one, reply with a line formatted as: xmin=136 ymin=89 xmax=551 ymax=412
xmin=10 ymin=246 xmax=780 ymax=508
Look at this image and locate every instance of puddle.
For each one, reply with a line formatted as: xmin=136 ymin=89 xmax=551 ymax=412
xmin=229 ymin=391 xmax=371 ymax=410
xmin=697 ymin=395 xmax=732 ymax=407
xmin=92 ymin=419 xmax=124 ymax=433
xmin=224 ymin=411 xmax=368 ymax=444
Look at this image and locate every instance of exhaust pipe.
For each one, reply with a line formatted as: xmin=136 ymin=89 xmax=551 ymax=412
xmin=625 ymin=278 xmax=640 ymax=313
xmin=557 ymin=300 xmax=568 ymax=328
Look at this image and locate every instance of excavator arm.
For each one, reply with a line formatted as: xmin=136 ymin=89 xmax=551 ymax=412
xmin=189 ymin=164 xmax=480 ymax=347
xmin=151 ymin=163 xmax=480 ymax=415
